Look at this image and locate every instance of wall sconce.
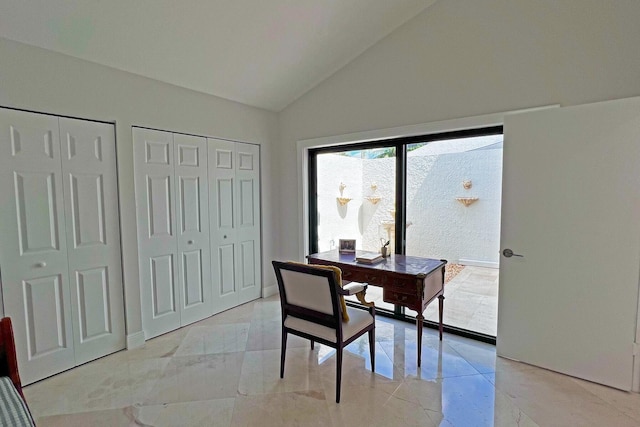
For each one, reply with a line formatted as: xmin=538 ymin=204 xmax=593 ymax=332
xmin=365 ymin=182 xmax=382 ymax=204
xmin=456 ymin=179 xmax=478 ymax=206
xmin=456 ymin=197 xmax=479 ymax=207
xmin=337 ymin=182 xmax=352 ymax=206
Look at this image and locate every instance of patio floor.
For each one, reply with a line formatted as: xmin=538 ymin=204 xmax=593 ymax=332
xmin=345 ymin=265 xmax=499 ymax=336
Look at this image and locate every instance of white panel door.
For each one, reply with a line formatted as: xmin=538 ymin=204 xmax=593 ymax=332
xmin=173 ymin=134 xmax=211 ymax=325
xmin=208 ymin=138 xmax=239 ymax=313
xmin=235 ymin=143 xmax=261 ymax=305
xmin=0 ymin=109 xmax=75 ymax=384
xmin=134 ymin=128 xmax=181 ymax=338
xmin=498 ymin=97 xmax=640 ymax=390
xmin=59 ymin=118 xmax=125 ymax=365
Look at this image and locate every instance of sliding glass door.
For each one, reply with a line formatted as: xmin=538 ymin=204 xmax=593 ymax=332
xmin=309 ymin=127 xmax=503 ymax=339
xmin=311 ymin=146 xmax=397 ymax=254
xmin=404 ymin=133 xmax=503 ymax=337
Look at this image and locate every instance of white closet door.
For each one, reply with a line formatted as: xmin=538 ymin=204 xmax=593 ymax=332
xmin=173 ymin=134 xmax=211 ymax=325
xmin=0 ymin=109 xmax=75 ymax=384
xmin=208 ymin=138 xmax=239 ymax=313
xmin=59 ymin=118 xmax=125 ymax=365
xmin=235 ymin=143 xmax=261 ymax=305
xmin=134 ymin=128 xmax=180 ymax=338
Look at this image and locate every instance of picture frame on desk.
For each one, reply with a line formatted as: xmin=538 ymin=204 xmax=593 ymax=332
xmin=338 ymin=239 xmax=356 ymax=253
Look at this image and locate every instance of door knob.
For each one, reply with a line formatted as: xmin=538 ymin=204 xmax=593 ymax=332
xmin=36 ymin=261 xmax=47 ymax=268
xmin=502 ymin=249 xmax=523 ymax=258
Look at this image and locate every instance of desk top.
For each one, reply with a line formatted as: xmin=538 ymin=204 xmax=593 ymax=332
xmin=307 ymin=250 xmax=446 ymax=278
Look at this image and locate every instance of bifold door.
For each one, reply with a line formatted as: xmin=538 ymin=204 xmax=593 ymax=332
xmin=0 ymin=108 xmax=125 ymax=384
xmin=133 ymin=128 xmax=211 ymax=338
xmin=209 ymin=138 xmax=261 ymax=314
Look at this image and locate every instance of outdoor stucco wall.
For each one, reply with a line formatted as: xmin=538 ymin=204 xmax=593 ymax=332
xmin=316 ymin=143 xmax=502 ymax=266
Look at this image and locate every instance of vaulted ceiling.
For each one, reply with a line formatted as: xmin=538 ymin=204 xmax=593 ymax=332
xmin=0 ymin=0 xmax=436 ymax=111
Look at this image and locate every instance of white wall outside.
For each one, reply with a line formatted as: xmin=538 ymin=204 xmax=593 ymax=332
xmin=315 ymin=136 xmax=502 ymax=266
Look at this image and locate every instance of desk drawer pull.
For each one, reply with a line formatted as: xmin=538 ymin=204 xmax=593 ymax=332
xmin=394 ymin=293 xmax=408 ymax=302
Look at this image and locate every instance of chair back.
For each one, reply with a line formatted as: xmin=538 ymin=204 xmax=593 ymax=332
xmin=272 ymin=261 xmax=342 ymax=330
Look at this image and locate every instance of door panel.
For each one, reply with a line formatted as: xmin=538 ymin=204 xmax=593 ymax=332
xmin=150 ymin=255 xmax=176 ymax=316
xmin=182 ymin=250 xmax=204 ymax=307
xmin=217 ymin=179 xmax=235 ymax=229
xmin=179 ymin=177 xmax=201 ymax=233
xmin=147 ymin=176 xmax=173 ymax=237
xmin=134 ymin=128 xmax=180 ymax=338
xmin=74 ymin=267 xmax=111 ymax=341
xmin=217 ymin=245 xmax=236 ymax=296
xmin=0 ymin=109 xmax=75 ymax=384
xmin=14 ymin=172 xmax=61 ymax=253
xmin=59 ymin=118 xmax=125 ymax=365
xmin=498 ymin=98 xmax=640 ymax=390
xmin=68 ymin=174 xmax=105 ymax=247
xmin=238 ymin=179 xmax=255 ymax=227
xmin=174 ymin=134 xmax=211 ymax=325
xmin=235 ymin=143 xmax=261 ymax=304
xmin=209 ymin=138 xmax=239 ymax=313
xmin=239 ymin=240 xmax=256 ymax=291
xmin=23 ymin=274 xmax=68 ymax=357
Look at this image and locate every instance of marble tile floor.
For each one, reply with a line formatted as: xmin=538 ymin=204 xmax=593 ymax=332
xmin=24 ymin=295 xmax=640 ymax=426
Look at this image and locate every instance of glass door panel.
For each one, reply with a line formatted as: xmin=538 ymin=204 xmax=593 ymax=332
xmin=314 ymin=147 xmax=396 ymax=311
xmin=404 ymin=134 xmax=503 ymax=336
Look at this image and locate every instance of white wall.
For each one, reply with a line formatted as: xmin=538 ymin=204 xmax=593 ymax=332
xmin=315 ymin=142 xmax=503 ymax=265
xmin=406 ymin=145 xmax=503 ymax=265
xmin=0 ymin=37 xmax=279 ymax=341
xmin=278 ymin=0 xmax=640 ymax=261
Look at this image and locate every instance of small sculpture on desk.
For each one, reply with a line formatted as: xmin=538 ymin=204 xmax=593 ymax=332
xmin=380 ymin=239 xmax=390 ymax=257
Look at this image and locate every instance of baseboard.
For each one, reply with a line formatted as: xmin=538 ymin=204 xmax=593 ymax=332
xmin=263 ymin=284 xmax=278 ymax=298
xmin=458 ymin=258 xmax=499 ymax=269
xmin=126 ymin=331 xmax=145 ymax=349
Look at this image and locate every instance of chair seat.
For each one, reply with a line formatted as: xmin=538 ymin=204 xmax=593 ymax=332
xmin=284 ymin=307 xmax=374 ymax=343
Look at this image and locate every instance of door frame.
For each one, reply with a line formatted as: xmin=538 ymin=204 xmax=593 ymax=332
xmin=296 ymin=106 xmax=558 ymax=263
xmin=297 ymin=102 xmax=640 ymax=392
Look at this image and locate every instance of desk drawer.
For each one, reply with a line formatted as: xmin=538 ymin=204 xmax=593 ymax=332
xmin=384 ymin=276 xmax=416 ymax=292
xmin=383 ymin=287 xmax=419 ymax=308
xmin=341 ymin=269 xmax=382 ymax=285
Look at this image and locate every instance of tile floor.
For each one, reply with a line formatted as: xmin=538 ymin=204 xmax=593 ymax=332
xmin=25 ymin=295 xmax=640 ymax=426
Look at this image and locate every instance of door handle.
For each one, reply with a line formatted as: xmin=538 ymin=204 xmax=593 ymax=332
xmin=35 ymin=261 xmax=47 ymax=268
xmin=502 ymin=249 xmax=523 ymax=258
xmin=187 ymin=240 xmax=194 ymax=245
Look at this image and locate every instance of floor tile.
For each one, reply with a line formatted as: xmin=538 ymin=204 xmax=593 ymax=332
xmin=24 ymin=293 xmax=640 ymax=427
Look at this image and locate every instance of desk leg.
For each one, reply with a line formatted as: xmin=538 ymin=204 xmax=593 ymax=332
xmin=416 ymin=313 xmax=423 ymax=367
xmin=438 ymin=295 xmax=445 ymax=340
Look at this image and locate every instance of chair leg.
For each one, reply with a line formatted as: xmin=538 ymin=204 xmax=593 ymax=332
xmin=368 ymin=328 xmax=375 ymax=372
xmin=336 ymin=347 xmax=343 ymax=403
xmin=310 ymin=339 xmax=314 ymax=350
xmin=280 ymin=331 xmax=288 ymax=378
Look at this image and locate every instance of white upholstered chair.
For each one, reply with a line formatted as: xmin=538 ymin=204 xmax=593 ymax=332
xmin=272 ymin=260 xmax=375 ymax=403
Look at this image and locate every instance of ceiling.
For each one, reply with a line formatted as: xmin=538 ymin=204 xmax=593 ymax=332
xmin=0 ymin=0 xmax=436 ymax=111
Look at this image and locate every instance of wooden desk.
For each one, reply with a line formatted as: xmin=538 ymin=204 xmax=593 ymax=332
xmin=307 ymin=250 xmax=447 ymax=367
